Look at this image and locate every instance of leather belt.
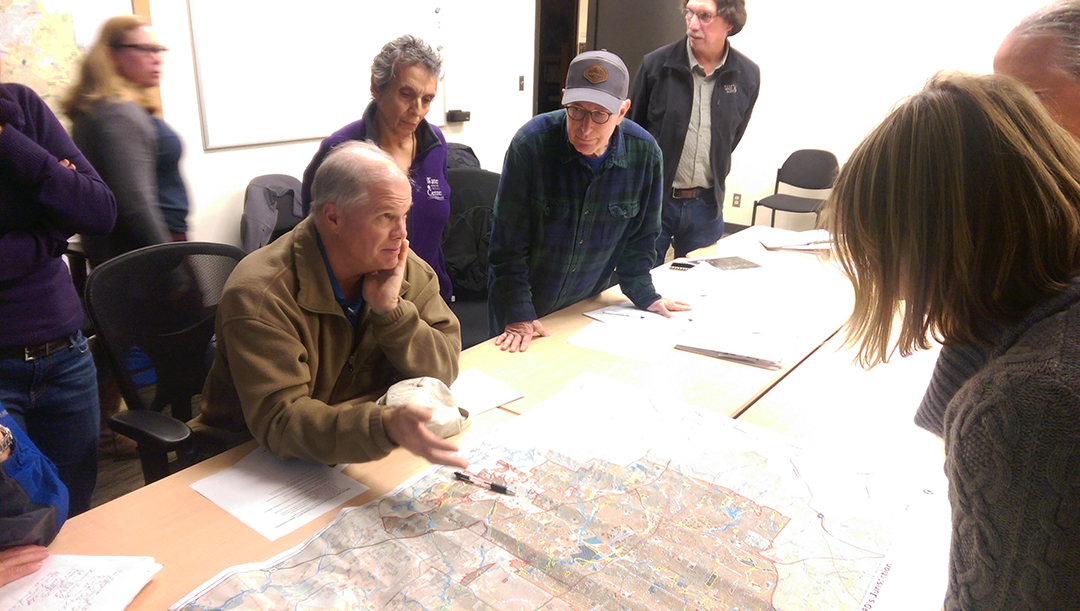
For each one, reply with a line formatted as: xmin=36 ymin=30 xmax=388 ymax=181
xmin=672 ymin=187 xmax=709 ymax=199
xmin=0 ymin=335 xmax=74 ymax=361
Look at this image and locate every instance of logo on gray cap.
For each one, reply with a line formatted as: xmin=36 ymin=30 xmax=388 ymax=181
xmin=583 ymin=64 xmax=609 ymax=84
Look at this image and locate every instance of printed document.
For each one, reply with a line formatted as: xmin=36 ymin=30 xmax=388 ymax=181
xmin=189 ymin=446 xmax=369 ymax=541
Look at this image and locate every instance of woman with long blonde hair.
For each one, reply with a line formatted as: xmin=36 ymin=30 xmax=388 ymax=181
xmin=826 ymin=72 xmax=1080 ymax=609
xmin=63 ymin=14 xmax=190 ymax=264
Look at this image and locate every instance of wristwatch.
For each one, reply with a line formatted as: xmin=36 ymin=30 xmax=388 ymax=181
xmin=0 ymin=423 xmax=14 ymax=462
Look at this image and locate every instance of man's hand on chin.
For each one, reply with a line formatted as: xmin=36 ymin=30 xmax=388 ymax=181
xmin=364 ymin=239 xmax=409 ymax=314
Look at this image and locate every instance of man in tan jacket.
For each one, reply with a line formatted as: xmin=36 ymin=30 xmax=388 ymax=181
xmin=200 ymin=141 xmax=466 ymax=468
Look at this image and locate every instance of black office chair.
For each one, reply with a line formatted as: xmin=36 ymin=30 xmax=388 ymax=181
xmin=240 ymin=174 xmax=304 ymax=253
xmin=751 ymin=150 xmax=839 ymax=227
xmin=443 ymin=167 xmax=500 ymax=349
xmin=84 ymin=241 xmax=246 ymax=484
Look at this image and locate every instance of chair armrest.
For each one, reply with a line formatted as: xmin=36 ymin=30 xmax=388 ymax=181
xmin=108 ymin=410 xmax=193 ymax=453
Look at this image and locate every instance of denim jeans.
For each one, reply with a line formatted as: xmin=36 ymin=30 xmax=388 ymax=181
xmin=655 ymin=193 xmax=725 ymax=263
xmin=0 ymin=331 xmax=99 ymax=515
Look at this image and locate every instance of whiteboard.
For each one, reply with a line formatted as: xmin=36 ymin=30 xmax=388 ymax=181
xmin=187 ymin=0 xmax=446 ymax=150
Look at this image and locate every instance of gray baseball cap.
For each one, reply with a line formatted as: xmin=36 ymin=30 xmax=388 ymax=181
xmin=561 ymin=50 xmax=629 ymax=115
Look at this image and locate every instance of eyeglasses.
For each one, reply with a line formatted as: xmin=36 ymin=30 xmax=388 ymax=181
xmin=684 ymin=8 xmax=718 ymax=24
xmin=112 ymin=44 xmax=168 ymax=57
xmin=565 ymin=105 xmax=613 ymax=124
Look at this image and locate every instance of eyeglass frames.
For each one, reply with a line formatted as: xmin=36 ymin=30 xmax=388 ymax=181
xmin=564 ymin=105 xmax=613 ymax=124
xmin=112 ymin=43 xmax=169 ymax=57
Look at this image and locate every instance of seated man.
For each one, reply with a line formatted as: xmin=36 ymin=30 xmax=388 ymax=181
xmin=200 ymin=141 xmax=466 ymax=468
xmin=488 ymin=50 xmax=690 ymax=352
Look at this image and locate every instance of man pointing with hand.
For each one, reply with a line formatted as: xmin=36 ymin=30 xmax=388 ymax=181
xmin=200 ymin=140 xmax=466 ymax=468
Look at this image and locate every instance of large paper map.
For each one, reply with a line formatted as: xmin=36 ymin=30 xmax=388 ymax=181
xmin=173 ymin=374 xmax=937 ymax=610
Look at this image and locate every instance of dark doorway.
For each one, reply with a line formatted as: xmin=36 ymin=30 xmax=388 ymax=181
xmin=585 ymin=0 xmax=687 ymax=86
xmin=534 ymin=0 xmax=579 ymax=115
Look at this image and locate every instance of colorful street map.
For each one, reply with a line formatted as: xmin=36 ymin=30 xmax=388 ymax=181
xmin=173 ymin=374 xmax=930 ymax=610
xmin=1 ymin=0 xmax=131 ymax=124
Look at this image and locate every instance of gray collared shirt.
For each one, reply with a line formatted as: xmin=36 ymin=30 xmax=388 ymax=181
xmin=672 ymin=39 xmax=728 ymax=190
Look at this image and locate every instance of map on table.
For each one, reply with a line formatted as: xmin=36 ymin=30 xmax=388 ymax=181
xmin=173 ymin=374 xmax=930 ymax=610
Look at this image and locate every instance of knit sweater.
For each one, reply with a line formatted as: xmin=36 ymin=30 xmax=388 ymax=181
xmin=0 ymin=83 xmax=116 ymax=347
xmin=916 ymin=283 xmax=1080 ymax=610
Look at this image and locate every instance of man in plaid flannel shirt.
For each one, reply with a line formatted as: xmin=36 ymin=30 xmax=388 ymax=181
xmin=488 ymin=51 xmax=690 ymax=352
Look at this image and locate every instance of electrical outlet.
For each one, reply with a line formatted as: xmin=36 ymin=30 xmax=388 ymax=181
xmin=732 ymin=193 xmax=742 ymax=207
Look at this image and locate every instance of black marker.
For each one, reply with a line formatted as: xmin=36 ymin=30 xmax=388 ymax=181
xmin=454 ymin=471 xmax=515 ymax=496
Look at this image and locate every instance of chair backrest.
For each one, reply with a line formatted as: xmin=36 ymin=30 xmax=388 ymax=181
xmin=447 ymin=142 xmax=481 ymax=169
xmin=84 ymin=242 xmax=246 ymax=423
xmin=443 ymin=167 xmax=500 ymax=300
xmin=240 ymin=174 xmax=304 ymax=253
xmin=776 ymin=149 xmax=839 ymax=191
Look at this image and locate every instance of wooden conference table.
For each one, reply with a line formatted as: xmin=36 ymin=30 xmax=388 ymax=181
xmin=49 ymin=226 xmax=861 ymax=609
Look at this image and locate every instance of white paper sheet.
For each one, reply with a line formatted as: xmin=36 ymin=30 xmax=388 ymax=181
xmin=0 ymin=554 xmax=161 ymax=611
xmin=569 ymin=303 xmax=693 ymax=362
xmin=189 ymin=447 xmax=369 ymax=541
xmin=449 ymin=367 xmax=524 ymax=416
xmin=674 ymin=322 xmax=795 ymax=370
xmin=566 ymin=318 xmax=680 ymax=362
xmin=757 ymin=228 xmax=832 ymax=253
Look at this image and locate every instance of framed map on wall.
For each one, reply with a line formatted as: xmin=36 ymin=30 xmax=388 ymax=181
xmin=1 ymin=0 xmax=138 ymax=126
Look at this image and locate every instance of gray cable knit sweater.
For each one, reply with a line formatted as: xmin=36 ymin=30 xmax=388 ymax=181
xmin=916 ymin=283 xmax=1080 ymax=610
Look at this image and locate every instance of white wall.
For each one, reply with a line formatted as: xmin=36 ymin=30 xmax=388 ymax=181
xmin=727 ymin=0 xmax=1050 ymax=230
xmin=150 ymin=0 xmax=536 ymax=245
xmin=154 ymin=0 xmax=1056 ymax=243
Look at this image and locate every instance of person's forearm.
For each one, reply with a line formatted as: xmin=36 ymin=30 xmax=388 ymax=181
xmin=370 ymin=295 xmax=460 ymax=386
xmin=0 ymin=126 xmax=116 ymax=236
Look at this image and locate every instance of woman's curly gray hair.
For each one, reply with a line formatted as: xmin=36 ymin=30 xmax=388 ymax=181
xmin=371 ymin=34 xmax=442 ymax=94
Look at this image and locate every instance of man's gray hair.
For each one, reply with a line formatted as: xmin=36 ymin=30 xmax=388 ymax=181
xmin=309 ymin=140 xmax=406 ymax=217
xmin=371 ymin=34 xmax=442 ymax=94
xmin=1012 ymin=1 xmax=1080 ymax=81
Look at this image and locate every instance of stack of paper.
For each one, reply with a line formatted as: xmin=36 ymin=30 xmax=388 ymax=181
xmin=0 ymin=554 xmax=161 ymax=611
xmin=674 ymin=324 xmax=788 ymax=370
xmin=757 ymin=228 xmax=831 ymax=254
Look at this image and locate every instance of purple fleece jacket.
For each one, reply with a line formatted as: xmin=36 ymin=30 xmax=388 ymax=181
xmin=301 ymin=102 xmax=452 ymax=300
xmin=0 ymin=83 xmax=116 ymax=347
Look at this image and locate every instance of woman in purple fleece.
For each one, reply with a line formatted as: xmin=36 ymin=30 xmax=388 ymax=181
xmin=302 ymin=35 xmax=453 ymax=302
xmin=0 ymin=51 xmax=117 ymax=516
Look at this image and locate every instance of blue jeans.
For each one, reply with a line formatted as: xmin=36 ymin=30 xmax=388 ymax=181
xmin=0 ymin=331 xmax=99 ymax=515
xmin=655 ymin=193 xmax=725 ymax=263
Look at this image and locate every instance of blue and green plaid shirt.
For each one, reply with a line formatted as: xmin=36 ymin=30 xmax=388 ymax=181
xmin=488 ymin=110 xmax=664 ymax=329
